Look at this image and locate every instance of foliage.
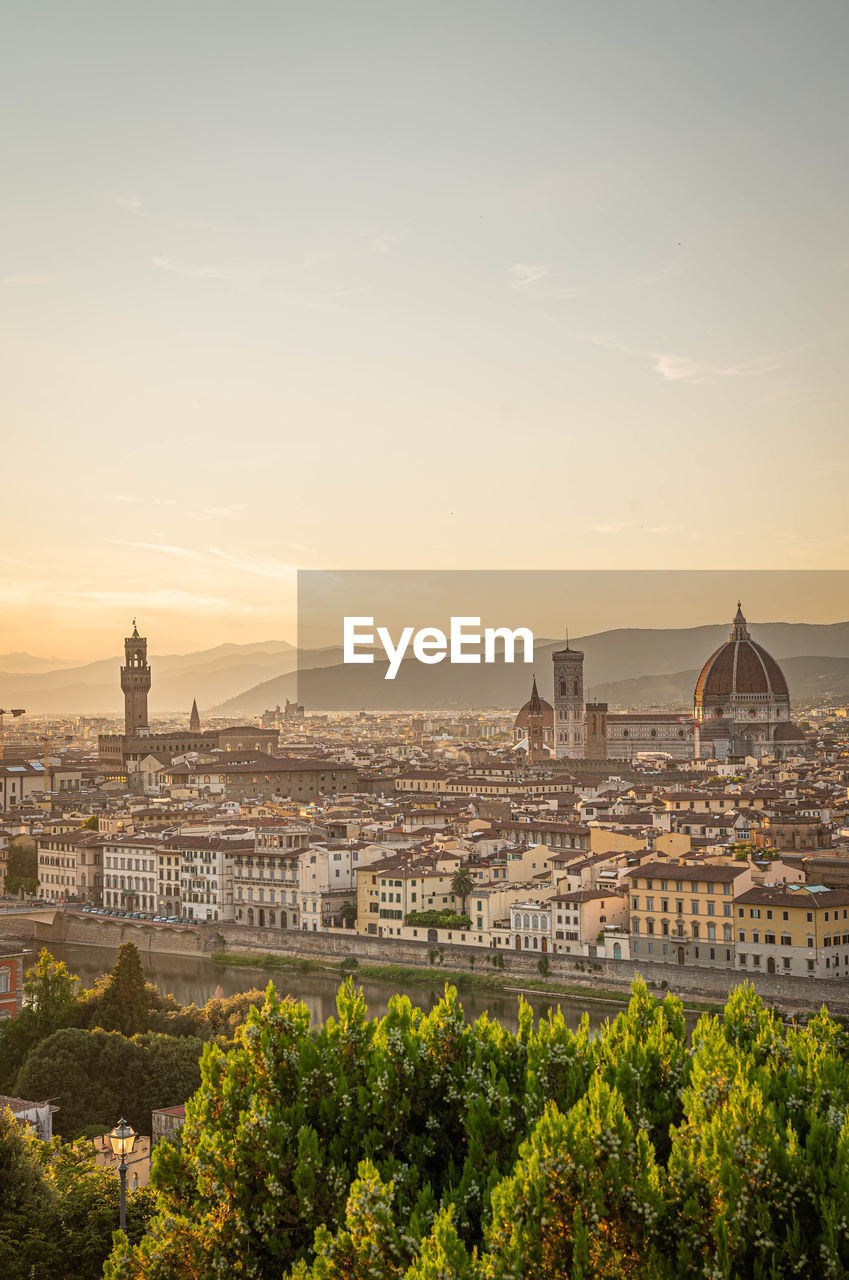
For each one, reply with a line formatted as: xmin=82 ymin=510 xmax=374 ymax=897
xmin=451 ymin=868 xmax=477 ymax=916
xmin=5 ymin=841 xmax=38 ymax=895
xmin=406 ymin=910 xmax=472 ymax=929
xmin=88 ymin=942 xmax=151 ymax=1035
xmin=81 ymin=815 xmax=99 ymax=830
xmin=0 ymin=948 xmax=80 ymax=1091
xmin=104 ymin=977 xmax=849 ymax=1280
xmin=0 ymin=1106 xmax=154 ymax=1280
xmin=15 ymin=1027 xmax=203 ymax=1138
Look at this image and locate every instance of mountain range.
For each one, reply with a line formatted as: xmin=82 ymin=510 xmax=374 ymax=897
xmin=4 ymin=623 xmax=848 ymax=716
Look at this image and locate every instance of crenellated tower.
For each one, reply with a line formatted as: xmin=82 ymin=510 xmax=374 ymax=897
xmin=121 ymin=620 xmax=151 ymax=735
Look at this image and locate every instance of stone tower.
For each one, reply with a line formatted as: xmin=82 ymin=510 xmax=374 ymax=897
xmin=189 ymin=698 xmax=201 ymax=731
xmin=585 ymin=701 xmax=608 ymax=760
xmin=552 ymin=640 xmax=585 ymax=759
xmin=525 ymin=675 xmax=545 ymax=766
xmin=121 ymin=620 xmax=151 ymax=736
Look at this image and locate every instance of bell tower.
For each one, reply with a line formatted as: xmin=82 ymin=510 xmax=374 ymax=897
xmin=552 ymin=636 xmax=585 ymax=759
xmin=121 ymin=620 xmax=151 ymax=736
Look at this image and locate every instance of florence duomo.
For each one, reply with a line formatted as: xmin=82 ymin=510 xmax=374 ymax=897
xmin=514 ymin=604 xmax=807 ymax=766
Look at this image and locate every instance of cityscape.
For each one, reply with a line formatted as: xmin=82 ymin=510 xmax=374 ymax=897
xmin=3 ymin=0 xmax=849 ymax=1274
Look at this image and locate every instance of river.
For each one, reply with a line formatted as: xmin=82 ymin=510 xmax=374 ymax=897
xmin=37 ymin=941 xmax=656 ymax=1036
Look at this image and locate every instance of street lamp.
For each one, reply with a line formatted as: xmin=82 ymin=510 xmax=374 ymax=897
xmin=107 ymin=1117 xmax=137 ymax=1230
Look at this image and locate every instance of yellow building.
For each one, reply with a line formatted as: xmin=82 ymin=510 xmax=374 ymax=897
xmin=734 ymin=883 xmax=849 ymax=978
xmin=626 ymin=860 xmax=754 ymax=969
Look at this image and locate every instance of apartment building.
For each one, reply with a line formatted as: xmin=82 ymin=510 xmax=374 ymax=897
xmin=164 ymin=835 xmax=251 ymax=923
xmin=102 ymin=835 xmax=160 ymax=913
xmin=734 ymin=883 xmax=849 ymax=978
xmin=626 ymin=860 xmax=754 ymax=969
xmin=233 ymin=824 xmax=311 ymax=928
xmin=36 ymin=831 xmax=103 ymax=904
xmin=548 ymin=887 xmax=629 ymax=956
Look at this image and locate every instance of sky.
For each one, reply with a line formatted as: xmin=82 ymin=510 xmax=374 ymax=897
xmin=1 ymin=1 xmax=848 ymax=660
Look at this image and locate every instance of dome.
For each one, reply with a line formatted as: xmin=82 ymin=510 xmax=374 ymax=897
xmin=773 ymin=721 xmax=805 ymax=742
xmin=514 ymin=697 xmax=554 ymax=731
xmin=694 ymin=604 xmax=789 ymax=703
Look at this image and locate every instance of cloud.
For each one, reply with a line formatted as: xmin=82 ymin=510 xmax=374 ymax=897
xmin=150 ymin=257 xmax=263 ymax=283
xmin=203 ymin=505 xmax=246 ymax=519
xmin=107 ymin=540 xmax=206 ymax=561
xmin=208 ymin=548 xmax=297 ymax=580
xmin=109 ymin=495 xmax=177 ymax=508
xmin=108 ymin=192 xmax=145 ymax=214
xmin=510 ymin=261 xmax=675 ymax=302
xmin=509 ymin=263 xmax=552 ymax=293
xmin=77 ymin=589 xmax=263 ymax=614
xmin=368 ymin=227 xmax=411 ymax=254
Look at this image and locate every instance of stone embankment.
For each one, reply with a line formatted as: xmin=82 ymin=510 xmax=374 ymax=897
xmin=3 ymin=909 xmax=848 ymax=1014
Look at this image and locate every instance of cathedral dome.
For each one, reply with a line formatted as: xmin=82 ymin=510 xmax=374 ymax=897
xmin=513 ymin=696 xmax=554 ymax=731
xmin=694 ymin=604 xmax=789 ymax=704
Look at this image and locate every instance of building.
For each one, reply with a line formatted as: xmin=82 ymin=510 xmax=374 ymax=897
xmin=605 ymin=713 xmax=695 ymax=761
xmin=693 ymin=604 xmax=806 ymax=761
xmin=552 ymin=642 xmax=585 ymax=758
xmin=233 ymin=824 xmax=311 ymax=928
xmin=734 ymin=883 xmax=849 ymax=979
xmin=548 ymin=888 xmax=629 ymax=956
xmin=0 ymin=1095 xmax=59 ymax=1140
xmin=626 ymin=860 xmax=754 ymax=969
xmin=99 ymin=623 xmax=279 ymax=770
xmin=524 ymin=676 xmax=547 ymax=765
xmin=151 ymin=1104 xmax=186 ymax=1148
xmin=101 ymin=836 xmax=159 ymax=913
xmin=164 ymin=835 xmax=249 ymax=922
xmin=36 ymin=831 xmax=103 ymax=905
xmin=0 ymin=943 xmax=25 ymax=1019
xmin=512 ymin=685 xmax=554 ymax=751
xmin=121 ymin=620 xmax=151 ymax=735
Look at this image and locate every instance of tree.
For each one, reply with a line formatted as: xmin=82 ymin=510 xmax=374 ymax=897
xmin=90 ymin=943 xmax=151 ymax=1036
xmin=451 ymin=868 xmax=476 ymax=917
xmin=0 ymin=949 xmax=80 ymax=1091
xmin=0 ymin=1101 xmax=57 ymax=1279
xmin=5 ymin=842 xmax=38 ymax=895
xmin=15 ymin=1026 xmax=203 ymax=1138
xmin=483 ymin=1082 xmax=666 ymax=1280
xmin=81 ymin=815 xmax=99 ymax=830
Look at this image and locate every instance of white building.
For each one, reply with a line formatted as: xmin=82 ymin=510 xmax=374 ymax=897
xmin=101 ymin=836 xmax=159 ymax=913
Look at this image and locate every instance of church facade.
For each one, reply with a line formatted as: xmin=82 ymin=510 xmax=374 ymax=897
xmin=512 ymin=605 xmax=805 ymax=766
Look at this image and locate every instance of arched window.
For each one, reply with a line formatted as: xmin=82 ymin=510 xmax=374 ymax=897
xmin=523 ymin=913 xmax=531 ymax=930
xmin=540 ymin=915 xmax=548 ymax=930
xmin=532 ymin=914 xmax=539 ymax=930
xmin=523 ymin=936 xmax=530 ymax=949
xmin=573 ymin=680 xmax=578 ymax=696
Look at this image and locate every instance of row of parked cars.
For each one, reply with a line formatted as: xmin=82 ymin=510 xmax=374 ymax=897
xmin=78 ymin=905 xmax=189 ymax=925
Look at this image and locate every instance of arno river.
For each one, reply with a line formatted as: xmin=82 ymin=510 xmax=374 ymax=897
xmin=39 ymin=940 xmax=662 ymax=1035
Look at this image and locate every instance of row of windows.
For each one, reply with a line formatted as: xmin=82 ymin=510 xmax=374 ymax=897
xmin=639 ymin=879 xmax=732 ymax=895
xmin=634 ymin=898 xmax=731 ymax=917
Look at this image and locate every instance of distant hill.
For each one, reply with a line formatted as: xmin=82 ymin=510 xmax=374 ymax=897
xmin=0 ymin=651 xmax=77 ymax=673
xmin=215 ymin=623 xmax=849 ymax=713
xmin=589 ymin=655 xmax=849 ymax=710
xmin=0 ymin=640 xmax=295 ymax=715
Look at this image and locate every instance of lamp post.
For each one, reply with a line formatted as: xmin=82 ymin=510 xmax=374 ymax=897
xmin=107 ymin=1117 xmax=137 ymax=1230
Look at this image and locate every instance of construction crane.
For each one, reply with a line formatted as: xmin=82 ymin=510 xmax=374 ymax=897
xmin=0 ymin=708 xmax=26 ymax=762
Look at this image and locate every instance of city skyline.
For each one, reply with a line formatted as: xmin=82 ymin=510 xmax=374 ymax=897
xmin=2 ymin=2 xmax=849 ymax=660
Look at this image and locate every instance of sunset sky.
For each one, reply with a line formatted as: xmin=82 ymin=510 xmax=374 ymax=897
xmin=2 ymin=2 xmax=848 ymax=661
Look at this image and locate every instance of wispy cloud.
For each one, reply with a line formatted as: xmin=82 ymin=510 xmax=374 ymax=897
xmin=368 ymin=227 xmax=411 ymax=255
xmin=203 ymin=505 xmax=246 ymax=519
xmin=77 ymin=588 xmax=262 ymax=614
xmin=109 ymin=495 xmax=177 ymax=508
xmin=150 ymin=256 xmax=264 ymax=283
xmin=509 ymin=263 xmax=552 ymax=294
xmin=208 ymin=548 xmax=297 ymax=580
xmin=106 ymin=191 xmax=225 ymax=233
xmin=107 ymin=540 xmax=206 ymax=561
xmin=2 ymin=271 xmax=74 ymax=288
xmin=510 ymin=261 xmax=675 ymax=302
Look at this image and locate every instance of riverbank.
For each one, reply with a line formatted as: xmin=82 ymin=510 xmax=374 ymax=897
xmin=209 ymin=949 xmax=723 ymax=1014
xmin=5 ymin=909 xmax=849 ymax=1015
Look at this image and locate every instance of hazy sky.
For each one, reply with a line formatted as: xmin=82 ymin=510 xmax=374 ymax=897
xmin=2 ymin=2 xmax=848 ymax=660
